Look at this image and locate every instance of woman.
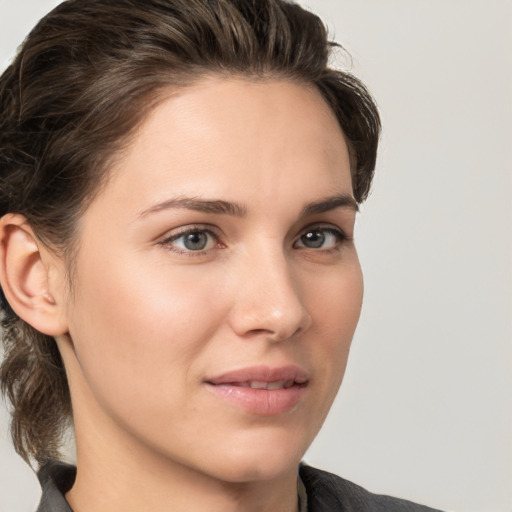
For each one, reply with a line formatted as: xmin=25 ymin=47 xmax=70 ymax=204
xmin=0 ymin=1 xmax=442 ymax=510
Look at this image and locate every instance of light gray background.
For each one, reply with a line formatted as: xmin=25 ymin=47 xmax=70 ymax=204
xmin=1 ymin=1 xmax=511 ymax=511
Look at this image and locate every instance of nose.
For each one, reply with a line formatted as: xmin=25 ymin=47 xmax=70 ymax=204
xmin=227 ymin=249 xmax=312 ymax=342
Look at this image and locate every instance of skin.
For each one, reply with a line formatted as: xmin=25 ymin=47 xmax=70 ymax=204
xmin=2 ymin=78 xmax=364 ymax=512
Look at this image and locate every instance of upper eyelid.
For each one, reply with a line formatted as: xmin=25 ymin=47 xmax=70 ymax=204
xmin=160 ymin=224 xmax=222 ymax=241
xmin=297 ymin=222 xmax=347 ymax=236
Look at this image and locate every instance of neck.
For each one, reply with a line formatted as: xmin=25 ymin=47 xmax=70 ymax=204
xmin=67 ymin=445 xmax=300 ymax=512
xmin=67 ymin=403 xmax=299 ymax=512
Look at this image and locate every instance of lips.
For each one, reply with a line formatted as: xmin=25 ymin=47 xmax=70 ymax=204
xmin=205 ymin=365 xmax=308 ymax=415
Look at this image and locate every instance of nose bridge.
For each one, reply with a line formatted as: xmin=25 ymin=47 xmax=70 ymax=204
xmin=228 ymin=242 xmax=312 ymax=341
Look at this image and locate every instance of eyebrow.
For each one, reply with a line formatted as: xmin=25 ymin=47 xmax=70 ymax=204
xmin=139 ymin=197 xmax=247 ymax=218
xmin=139 ymin=193 xmax=358 ymax=219
xmin=301 ymin=195 xmax=359 ymax=216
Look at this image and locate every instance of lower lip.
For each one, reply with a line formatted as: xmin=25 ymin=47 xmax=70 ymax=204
xmin=206 ymin=383 xmax=306 ymax=416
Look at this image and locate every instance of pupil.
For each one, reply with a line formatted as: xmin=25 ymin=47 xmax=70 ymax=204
xmin=303 ymin=231 xmax=324 ymax=248
xmin=184 ymin=232 xmax=208 ymax=250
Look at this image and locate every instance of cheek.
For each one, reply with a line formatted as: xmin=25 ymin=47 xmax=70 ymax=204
xmin=306 ymin=256 xmax=363 ymax=391
xmin=66 ymin=255 xmax=229 ymax=407
xmin=309 ymin=254 xmax=363 ymax=338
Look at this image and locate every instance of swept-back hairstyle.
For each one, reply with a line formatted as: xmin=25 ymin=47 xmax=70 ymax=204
xmin=0 ymin=0 xmax=380 ymax=465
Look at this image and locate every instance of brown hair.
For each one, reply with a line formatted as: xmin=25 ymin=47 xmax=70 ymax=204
xmin=0 ymin=0 xmax=380 ymax=466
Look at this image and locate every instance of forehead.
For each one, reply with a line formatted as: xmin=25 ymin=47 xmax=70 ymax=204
xmin=93 ymin=77 xmax=352 ymax=218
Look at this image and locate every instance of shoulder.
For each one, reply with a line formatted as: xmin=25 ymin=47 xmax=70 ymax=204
xmin=299 ymin=464 xmax=444 ymax=512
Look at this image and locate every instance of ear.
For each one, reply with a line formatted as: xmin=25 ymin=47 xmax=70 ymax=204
xmin=0 ymin=214 xmax=68 ymax=336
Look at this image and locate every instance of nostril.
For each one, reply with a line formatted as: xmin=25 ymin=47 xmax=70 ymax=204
xmin=265 ymin=324 xmax=305 ymax=343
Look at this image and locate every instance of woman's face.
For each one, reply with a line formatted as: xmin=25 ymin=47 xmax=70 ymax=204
xmin=58 ymin=78 xmax=363 ymax=483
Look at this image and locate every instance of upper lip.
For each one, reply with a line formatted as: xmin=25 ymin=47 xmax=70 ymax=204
xmin=205 ymin=365 xmax=309 ymax=385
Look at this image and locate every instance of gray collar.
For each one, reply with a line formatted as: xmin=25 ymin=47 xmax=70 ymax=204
xmin=36 ymin=461 xmax=74 ymax=512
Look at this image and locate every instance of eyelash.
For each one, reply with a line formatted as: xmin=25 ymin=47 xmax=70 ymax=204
xmin=158 ymin=225 xmax=222 ymax=256
xmin=158 ymin=224 xmax=349 ymax=256
xmin=293 ymin=224 xmax=349 ymax=252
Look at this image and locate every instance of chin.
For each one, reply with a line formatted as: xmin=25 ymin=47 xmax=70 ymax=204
xmin=207 ymin=456 xmax=300 ymax=484
xmin=195 ymin=428 xmax=310 ymax=484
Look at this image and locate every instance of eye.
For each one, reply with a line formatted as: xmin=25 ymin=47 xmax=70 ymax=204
xmin=161 ymin=228 xmax=219 ymax=253
xmin=294 ymin=226 xmax=346 ymax=250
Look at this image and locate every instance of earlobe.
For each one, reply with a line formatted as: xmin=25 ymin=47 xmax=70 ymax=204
xmin=0 ymin=214 xmax=68 ymax=336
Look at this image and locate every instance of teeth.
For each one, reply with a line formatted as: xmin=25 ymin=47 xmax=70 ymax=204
xmin=250 ymin=381 xmax=269 ymax=389
xmin=248 ymin=380 xmax=290 ymax=390
xmin=267 ymin=380 xmax=285 ymax=390
xmin=227 ymin=380 xmax=297 ymax=390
